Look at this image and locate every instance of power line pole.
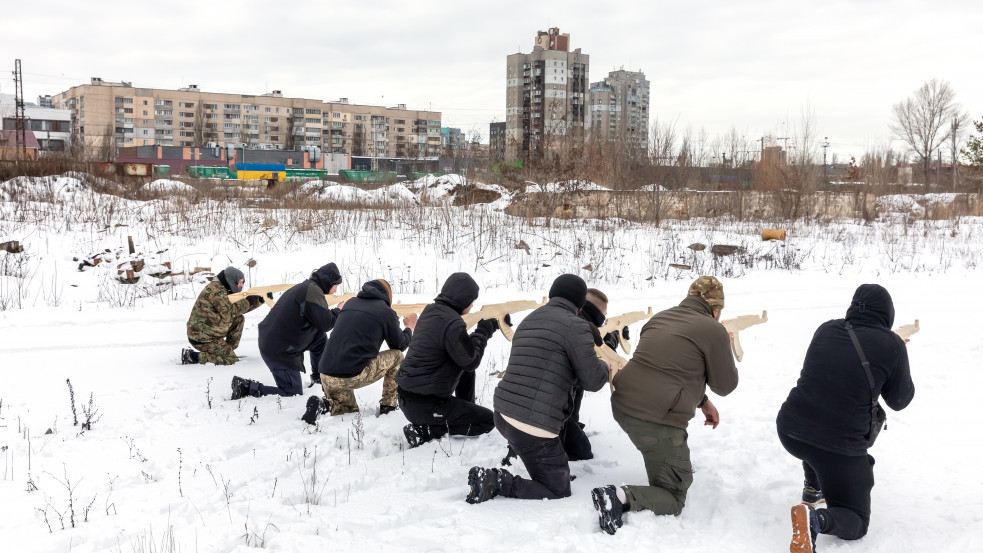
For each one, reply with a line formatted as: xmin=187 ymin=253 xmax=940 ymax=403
xmin=823 ymin=137 xmax=829 ymax=185
xmin=951 ymin=118 xmax=959 ymax=189
xmin=13 ymin=59 xmax=27 ymax=156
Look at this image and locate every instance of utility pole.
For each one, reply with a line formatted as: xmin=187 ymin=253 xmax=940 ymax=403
xmin=823 ymin=137 xmax=830 ymax=185
xmin=951 ymin=118 xmax=960 ymax=189
xmin=12 ymin=59 xmax=27 ymax=157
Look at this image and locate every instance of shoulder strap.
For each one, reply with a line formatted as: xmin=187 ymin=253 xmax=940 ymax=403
xmin=844 ymin=322 xmax=877 ymax=403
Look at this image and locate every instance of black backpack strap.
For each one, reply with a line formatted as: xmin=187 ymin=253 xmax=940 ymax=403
xmin=845 ymin=322 xmax=877 ymax=402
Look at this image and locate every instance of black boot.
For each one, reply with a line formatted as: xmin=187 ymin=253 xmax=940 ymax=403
xmin=465 ymin=467 xmax=502 ymax=504
xmin=302 ymin=396 xmax=329 ymax=425
xmin=230 ymin=376 xmax=252 ymax=400
xmin=403 ymin=424 xmax=431 ymax=448
xmin=591 ymin=485 xmax=625 ymax=535
xmin=377 ymin=404 xmax=398 ymax=417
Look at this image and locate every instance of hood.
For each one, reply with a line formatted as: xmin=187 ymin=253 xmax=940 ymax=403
xmin=217 ymin=266 xmax=244 ymax=294
xmin=357 ymin=279 xmax=392 ymax=305
xmin=845 ymin=284 xmax=895 ymax=328
xmin=310 ymin=263 xmax=342 ymax=294
xmin=434 ymin=272 xmax=479 ymax=313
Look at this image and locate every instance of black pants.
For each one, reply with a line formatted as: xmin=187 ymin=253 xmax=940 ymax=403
xmin=398 ymin=387 xmax=494 ymax=440
xmin=560 ymin=387 xmax=593 ymax=461
xmin=494 ymin=411 xmax=571 ymax=500
xmin=779 ymin=432 xmax=875 ymax=540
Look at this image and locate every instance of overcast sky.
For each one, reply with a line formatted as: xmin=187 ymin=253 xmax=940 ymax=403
xmin=2 ymin=0 xmax=980 ymax=161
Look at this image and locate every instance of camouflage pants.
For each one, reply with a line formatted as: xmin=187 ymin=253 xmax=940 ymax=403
xmin=320 ymin=349 xmax=403 ymax=416
xmin=193 ymin=315 xmax=245 ymax=365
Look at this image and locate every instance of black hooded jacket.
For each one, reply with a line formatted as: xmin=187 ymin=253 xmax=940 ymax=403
xmin=319 ymin=280 xmax=413 ymax=378
xmin=396 ymin=273 xmax=492 ymax=398
xmin=777 ymin=284 xmax=915 ymax=456
xmin=257 ymin=263 xmax=342 ymax=372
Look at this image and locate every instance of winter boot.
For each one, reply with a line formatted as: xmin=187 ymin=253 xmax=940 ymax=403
xmin=465 ymin=467 xmax=502 ymax=504
xmin=403 ymin=424 xmax=431 ymax=448
xmin=377 ymin=404 xmax=398 ymax=417
xmin=790 ymin=504 xmax=821 ymax=553
xmin=591 ymin=485 xmax=625 ymax=535
xmin=308 ymin=373 xmax=321 ymax=388
xmin=302 ymin=395 xmax=329 ymax=425
xmin=802 ymin=485 xmax=825 ymax=506
xmin=230 ymin=376 xmax=252 ymax=400
xmin=181 ymin=348 xmax=199 ymax=365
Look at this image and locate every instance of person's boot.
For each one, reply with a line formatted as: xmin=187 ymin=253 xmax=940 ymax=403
xmin=230 ymin=376 xmax=252 ymax=400
xmin=181 ymin=348 xmax=199 ymax=365
xmin=802 ymin=485 xmax=825 ymax=506
xmin=465 ymin=467 xmax=502 ymax=504
xmin=591 ymin=485 xmax=625 ymax=535
xmin=302 ymin=395 xmax=329 ymax=425
xmin=403 ymin=424 xmax=431 ymax=448
xmin=790 ymin=503 xmax=821 ymax=553
xmin=308 ymin=373 xmax=321 ymax=388
xmin=377 ymin=404 xmax=398 ymax=417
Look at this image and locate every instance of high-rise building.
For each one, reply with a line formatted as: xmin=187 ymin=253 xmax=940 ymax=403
xmin=587 ymin=69 xmax=649 ymax=153
xmin=52 ymin=78 xmax=442 ymax=159
xmin=488 ymin=122 xmax=506 ymax=162
xmin=505 ymin=27 xmax=589 ymax=160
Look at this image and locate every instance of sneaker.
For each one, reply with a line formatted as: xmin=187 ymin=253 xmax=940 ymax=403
xmin=230 ymin=376 xmax=251 ymax=400
xmin=802 ymin=485 xmax=825 ymax=506
xmin=377 ymin=404 xmax=398 ymax=417
xmin=403 ymin=424 xmax=430 ymax=448
xmin=465 ymin=466 xmax=501 ymax=504
xmin=790 ymin=504 xmax=820 ymax=553
xmin=591 ymin=485 xmax=625 ymax=535
xmin=302 ymin=396 xmax=327 ymax=425
xmin=181 ymin=348 xmax=197 ymax=365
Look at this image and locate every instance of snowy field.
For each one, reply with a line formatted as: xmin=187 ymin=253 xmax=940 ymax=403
xmin=0 ymin=174 xmax=981 ymax=552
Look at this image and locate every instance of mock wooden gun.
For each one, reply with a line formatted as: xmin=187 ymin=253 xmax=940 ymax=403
xmin=893 ymin=319 xmax=919 ymax=341
xmin=324 ymin=292 xmax=357 ymax=306
xmin=392 ymin=302 xmax=430 ymax=318
xmin=228 ymin=283 xmax=296 ymax=307
xmin=596 ymin=307 xmax=653 ymax=354
xmin=595 ymin=344 xmax=629 ymax=391
xmin=720 ymin=310 xmax=768 ymax=362
xmin=461 ymin=298 xmax=547 ymax=341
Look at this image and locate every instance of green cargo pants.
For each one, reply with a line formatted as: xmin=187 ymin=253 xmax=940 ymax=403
xmin=613 ymin=405 xmax=694 ymax=516
xmin=195 ymin=315 xmax=245 ymax=365
xmin=320 ymin=349 xmax=403 ymax=416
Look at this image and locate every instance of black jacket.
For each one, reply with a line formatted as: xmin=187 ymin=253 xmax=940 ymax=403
xmin=777 ymin=284 xmax=915 ymax=456
xmin=257 ymin=263 xmax=341 ymax=372
xmin=396 ymin=273 xmax=492 ymax=398
xmin=493 ymin=297 xmax=609 ymax=434
xmin=319 ymin=280 xmax=413 ymax=378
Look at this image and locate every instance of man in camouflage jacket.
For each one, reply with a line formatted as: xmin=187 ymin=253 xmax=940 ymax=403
xmin=184 ymin=266 xmax=263 ymax=365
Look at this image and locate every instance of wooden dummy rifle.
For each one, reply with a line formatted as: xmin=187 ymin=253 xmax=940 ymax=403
xmin=720 ymin=310 xmax=768 ymax=362
xmin=595 ymin=344 xmax=629 ymax=392
xmin=324 ymin=292 xmax=357 ymax=306
xmin=596 ymin=307 xmax=653 ymax=354
xmin=392 ymin=302 xmax=429 ymax=318
xmin=461 ymin=297 xmax=547 ymax=341
xmin=893 ymin=319 xmax=919 ymax=341
xmin=228 ymin=283 xmax=296 ymax=307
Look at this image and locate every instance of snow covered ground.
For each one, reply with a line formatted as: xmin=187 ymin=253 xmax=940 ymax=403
xmin=0 ymin=174 xmax=981 ymax=552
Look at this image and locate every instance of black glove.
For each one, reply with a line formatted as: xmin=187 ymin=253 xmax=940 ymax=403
xmin=503 ymin=313 xmax=513 ymax=327
xmin=603 ymin=330 xmax=620 ymax=351
xmin=476 ymin=318 xmax=498 ymax=336
xmin=266 ymin=292 xmax=274 ymax=300
xmin=622 ymin=325 xmax=630 ymax=341
xmin=246 ymin=295 xmax=264 ymax=308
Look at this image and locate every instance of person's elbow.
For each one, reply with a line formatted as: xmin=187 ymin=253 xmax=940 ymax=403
xmin=709 ymin=372 xmax=739 ymax=397
xmin=885 ymin=385 xmax=915 ymax=411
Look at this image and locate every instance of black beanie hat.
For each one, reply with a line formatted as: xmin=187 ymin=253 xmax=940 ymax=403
xmin=549 ymin=274 xmax=588 ymax=308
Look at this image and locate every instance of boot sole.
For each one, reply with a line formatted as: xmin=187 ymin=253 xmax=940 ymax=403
xmin=301 ymin=396 xmax=321 ymax=425
xmin=591 ymin=488 xmax=621 ymax=535
xmin=466 ymin=467 xmax=483 ymax=504
xmin=790 ymin=504 xmax=814 ymax=553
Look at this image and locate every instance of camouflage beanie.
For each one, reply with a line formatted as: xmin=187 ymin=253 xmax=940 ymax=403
xmin=688 ymin=275 xmax=724 ymax=311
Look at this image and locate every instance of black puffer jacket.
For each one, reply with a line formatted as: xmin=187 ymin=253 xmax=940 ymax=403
xmin=493 ymin=297 xmax=609 ymax=434
xmin=319 ymin=280 xmax=413 ymax=378
xmin=396 ymin=273 xmax=492 ymax=398
xmin=777 ymin=284 xmax=915 ymax=456
xmin=257 ymin=263 xmax=342 ymax=372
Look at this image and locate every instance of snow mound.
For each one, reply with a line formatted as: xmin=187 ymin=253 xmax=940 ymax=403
xmin=525 ymin=180 xmax=609 ymax=194
xmin=640 ymin=183 xmax=670 ymax=192
xmin=142 ymin=179 xmax=197 ymax=194
xmin=0 ymin=174 xmax=88 ymax=201
xmin=303 ymin=181 xmax=419 ymax=205
xmin=877 ymin=193 xmax=961 ymax=217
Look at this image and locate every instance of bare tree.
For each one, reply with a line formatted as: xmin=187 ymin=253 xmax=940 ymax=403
xmin=890 ymin=79 xmax=968 ymax=184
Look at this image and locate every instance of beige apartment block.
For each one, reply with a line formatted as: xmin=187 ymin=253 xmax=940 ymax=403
xmin=587 ymin=69 xmax=649 ymax=152
xmin=53 ymin=78 xmax=441 ymax=158
xmin=505 ymin=27 xmax=589 ymax=161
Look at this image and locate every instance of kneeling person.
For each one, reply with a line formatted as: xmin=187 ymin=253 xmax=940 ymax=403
xmin=304 ymin=279 xmax=416 ymax=422
xmin=396 ymin=273 xmax=500 ymax=448
xmin=184 ymin=266 xmax=263 ymax=365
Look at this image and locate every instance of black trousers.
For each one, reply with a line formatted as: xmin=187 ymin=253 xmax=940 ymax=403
xmin=560 ymin=386 xmax=593 ymax=461
xmin=398 ymin=386 xmax=494 ymax=439
xmin=494 ymin=411 xmax=571 ymax=500
xmin=779 ymin=432 xmax=875 ymax=540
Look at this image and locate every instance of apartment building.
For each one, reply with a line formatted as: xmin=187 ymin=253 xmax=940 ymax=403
xmin=505 ymin=27 xmax=589 ymax=160
xmin=488 ymin=122 xmax=506 ymax=162
xmin=52 ymin=78 xmax=442 ymax=159
xmin=0 ymin=93 xmax=72 ymax=151
xmin=587 ymin=69 xmax=649 ymax=152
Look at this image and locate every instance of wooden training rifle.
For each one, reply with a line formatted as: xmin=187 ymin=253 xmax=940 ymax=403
xmin=596 ymin=344 xmax=629 ymax=392
xmin=720 ymin=310 xmax=768 ymax=362
xmin=325 ymin=292 xmax=357 ymax=306
xmin=228 ymin=283 xmax=296 ymax=307
xmin=596 ymin=307 xmax=653 ymax=354
xmin=461 ymin=298 xmax=547 ymax=341
xmin=893 ymin=319 xmax=919 ymax=341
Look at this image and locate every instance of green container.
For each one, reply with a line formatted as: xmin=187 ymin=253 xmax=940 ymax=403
xmin=153 ymin=165 xmax=171 ymax=177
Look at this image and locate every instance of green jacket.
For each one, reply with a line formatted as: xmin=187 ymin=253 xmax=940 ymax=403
xmin=611 ymin=295 xmax=738 ymax=429
xmin=187 ymin=280 xmax=257 ymax=342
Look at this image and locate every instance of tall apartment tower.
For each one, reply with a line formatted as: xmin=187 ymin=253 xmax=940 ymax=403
xmin=587 ymin=69 xmax=650 ymax=152
xmin=505 ymin=28 xmax=589 ymax=160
